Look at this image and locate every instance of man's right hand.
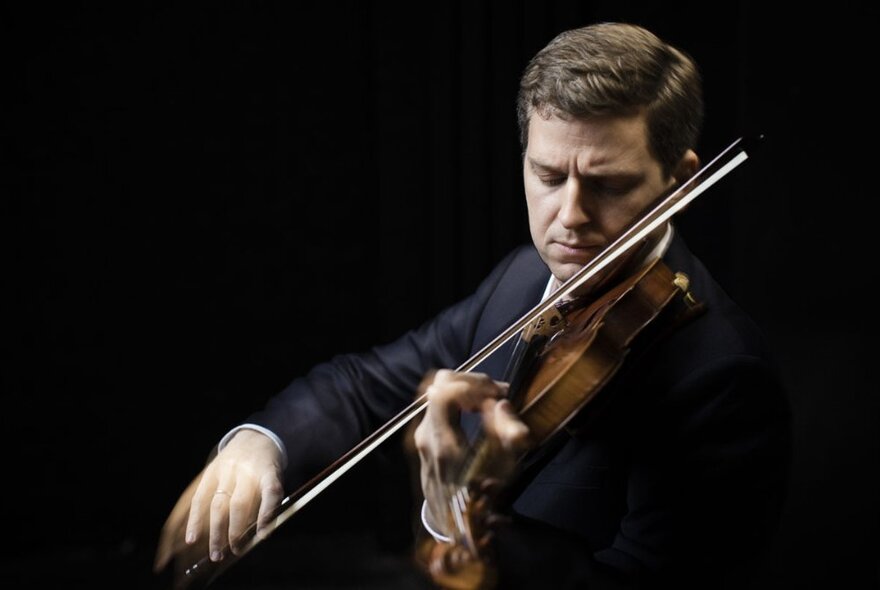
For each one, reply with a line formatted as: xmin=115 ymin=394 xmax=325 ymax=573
xmin=153 ymin=429 xmax=285 ymax=573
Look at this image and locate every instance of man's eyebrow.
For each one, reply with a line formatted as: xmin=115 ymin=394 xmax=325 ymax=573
xmin=528 ymin=157 xmax=642 ymax=179
xmin=527 ymin=158 xmax=562 ymax=173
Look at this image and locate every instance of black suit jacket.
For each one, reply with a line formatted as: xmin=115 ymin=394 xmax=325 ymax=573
xmin=249 ymin=234 xmax=791 ymax=588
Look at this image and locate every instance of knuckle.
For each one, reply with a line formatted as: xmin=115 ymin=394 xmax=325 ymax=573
xmin=426 ymin=382 xmax=459 ymax=406
xmin=413 ymin=424 xmax=429 ymax=450
xmin=434 ymin=368 xmax=453 ymax=383
xmin=263 ymin=479 xmax=284 ymax=497
xmin=424 ymin=384 xmax=442 ymax=402
xmin=436 ymin=435 xmax=461 ymax=462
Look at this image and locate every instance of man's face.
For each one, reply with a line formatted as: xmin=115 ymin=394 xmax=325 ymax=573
xmin=523 ymin=111 xmax=691 ymax=283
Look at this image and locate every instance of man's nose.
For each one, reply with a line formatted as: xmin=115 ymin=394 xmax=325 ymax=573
xmin=557 ymin=178 xmax=591 ymax=228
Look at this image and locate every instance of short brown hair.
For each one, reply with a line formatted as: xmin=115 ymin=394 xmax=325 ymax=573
xmin=516 ymin=22 xmax=703 ymax=177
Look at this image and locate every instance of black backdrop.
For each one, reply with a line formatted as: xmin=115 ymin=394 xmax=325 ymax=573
xmin=3 ymin=2 xmax=877 ymax=588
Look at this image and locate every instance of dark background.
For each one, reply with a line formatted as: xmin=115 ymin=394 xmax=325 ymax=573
xmin=2 ymin=1 xmax=877 ymax=588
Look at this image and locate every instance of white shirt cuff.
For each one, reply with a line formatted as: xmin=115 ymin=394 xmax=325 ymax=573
xmin=421 ymin=500 xmax=452 ymax=543
xmin=218 ymin=424 xmax=288 ymax=470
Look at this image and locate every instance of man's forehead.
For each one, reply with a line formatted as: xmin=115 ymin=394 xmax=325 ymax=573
xmin=526 ymin=111 xmax=653 ymax=169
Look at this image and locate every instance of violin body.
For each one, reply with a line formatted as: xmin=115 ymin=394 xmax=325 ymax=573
xmin=516 ymin=258 xmax=692 ymax=447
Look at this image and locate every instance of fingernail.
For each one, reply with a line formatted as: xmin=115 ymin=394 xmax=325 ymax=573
xmin=211 ymin=550 xmax=223 ymax=562
xmin=185 ymin=531 xmax=195 ymax=544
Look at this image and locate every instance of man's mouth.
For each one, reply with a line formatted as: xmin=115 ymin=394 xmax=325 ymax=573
xmin=553 ymin=241 xmax=602 ymax=259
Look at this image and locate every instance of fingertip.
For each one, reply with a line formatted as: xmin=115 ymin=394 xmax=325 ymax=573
xmin=493 ymin=399 xmax=518 ymax=426
xmin=506 ymin=422 xmax=530 ymax=446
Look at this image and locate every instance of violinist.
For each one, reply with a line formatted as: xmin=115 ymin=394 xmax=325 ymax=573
xmin=156 ymin=22 xmax=791 ymax=589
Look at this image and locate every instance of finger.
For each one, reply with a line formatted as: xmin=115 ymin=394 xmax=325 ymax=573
xmin=255 ymin=472 xmax=284 ymax=541
xmin=423 ymin=380 xmax=497 ymax=446
xmin=227 ymin=486 xmax=257 ymax=556
xmin=155 ymin=477 xmax=199 ymax=571
xmin=482 ymin=399 xmax=529 ymax=452
xmin=428 ymin=370 xmax=509 ymax=414
xmin=417 ymin=372 xmax=510 ymax=513
xmin=185 ymin=471 xmax=216 ymax=546
xmin=415 ymin=421 xmax=465 ymax=487
xmin=416 ymin=400 xmax=467 ymax=483
xmin=433 ymin=368 xmax=508 ymax=389
xmin=208 ymin=485 xmax=234 ymax=561
xmin=420 ymin=372 xmax=508 ymax=458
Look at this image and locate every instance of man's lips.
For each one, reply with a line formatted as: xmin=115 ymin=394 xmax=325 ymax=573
xmin=552 ymin=241 xmax=603 ymax=258
xmin=550 ymin=242 xmax=604 ymax=265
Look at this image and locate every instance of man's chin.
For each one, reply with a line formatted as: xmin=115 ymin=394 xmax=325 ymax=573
xmin=548 ymin=262 xmax=582 ymax=284
xmin=548 ymin=261 xmax=620 ymax=298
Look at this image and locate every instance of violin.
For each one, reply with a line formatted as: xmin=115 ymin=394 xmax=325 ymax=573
xmin=162 ymin=137 xmax=753 ymax=590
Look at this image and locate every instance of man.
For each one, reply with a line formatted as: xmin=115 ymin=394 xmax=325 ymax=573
xmin=156 ymin=22 xmax=791 ymax=588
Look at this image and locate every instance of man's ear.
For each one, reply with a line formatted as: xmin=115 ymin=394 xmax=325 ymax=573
xmin=673 ymin=149 xmax=700 ymax=186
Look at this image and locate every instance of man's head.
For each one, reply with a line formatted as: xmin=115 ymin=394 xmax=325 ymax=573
xmin=517 ymin=23 xmax=703 ymax=282
xmin=517 ymin=22 xmax=703 ymax=178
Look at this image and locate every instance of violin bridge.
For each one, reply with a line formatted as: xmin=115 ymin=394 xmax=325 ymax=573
xmin=526 ymin=306 xmax=566 ymax=339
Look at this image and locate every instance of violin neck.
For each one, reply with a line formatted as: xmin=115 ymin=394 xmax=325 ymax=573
xmin=503 ymin=331 xmax=546 ymax=409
